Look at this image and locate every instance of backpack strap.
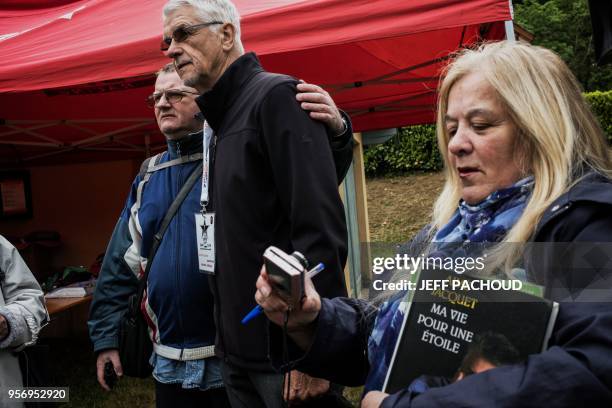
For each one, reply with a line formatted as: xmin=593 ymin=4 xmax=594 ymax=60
xmin=146 ymin=153 xmax=203 ymax=174
xmin=133 ymin=153 xmax=165 ymax=229
xmin=133 ymin=151 xmax=204 ymax=242
xmin=134 ymin=151 xmax=203 ymax=225
xmin=138 ymin=152 xmax=165 ymax=180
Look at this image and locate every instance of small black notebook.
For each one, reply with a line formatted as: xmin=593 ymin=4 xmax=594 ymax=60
xmin=383 ymin=268 xmax=558 ymax=394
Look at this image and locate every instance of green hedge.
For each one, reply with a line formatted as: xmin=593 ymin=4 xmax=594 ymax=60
xmin=364 ymin=90 xmax=612 ymax=177
xmin=585 ymin=90 xmax=612 ymax=142
xmin=363 ymin=125 xmax=441 ymax=176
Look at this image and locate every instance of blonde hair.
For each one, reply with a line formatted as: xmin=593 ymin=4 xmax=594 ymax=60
xmin=433 ymin=41 xmax=611 ymax=271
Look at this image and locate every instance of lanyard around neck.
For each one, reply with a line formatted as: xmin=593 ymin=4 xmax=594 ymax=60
xmin=200 ymin=121 xmax=214 ymax=212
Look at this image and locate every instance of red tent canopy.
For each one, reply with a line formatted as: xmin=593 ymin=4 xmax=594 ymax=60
xmin=0 ymin=0 xmax=510 ymax=166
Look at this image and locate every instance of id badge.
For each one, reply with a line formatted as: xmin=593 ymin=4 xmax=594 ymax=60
xmin=195 ymin=212 xmax=215 ymax=274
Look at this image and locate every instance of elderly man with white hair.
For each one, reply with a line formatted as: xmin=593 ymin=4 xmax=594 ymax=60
xmin=162 ymin=0 xmax=352 ymax=407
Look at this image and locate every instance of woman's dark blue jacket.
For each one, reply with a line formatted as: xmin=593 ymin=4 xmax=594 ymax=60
xmin=271 ymin=172 xmax=612 ymax=407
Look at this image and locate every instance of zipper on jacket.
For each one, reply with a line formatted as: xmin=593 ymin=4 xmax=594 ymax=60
xmin=207 ymin=134 xmax=228 ymax=359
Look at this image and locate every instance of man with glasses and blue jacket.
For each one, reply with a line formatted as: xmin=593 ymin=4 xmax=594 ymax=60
xmin=88 ymin=61 xmax=353 ymax=408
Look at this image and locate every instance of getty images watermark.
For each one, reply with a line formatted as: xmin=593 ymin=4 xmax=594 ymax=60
xmin=370 ymin=253 xmax=523 ymax=292
xmin=363 ymin=242 xmax=612 ymax=301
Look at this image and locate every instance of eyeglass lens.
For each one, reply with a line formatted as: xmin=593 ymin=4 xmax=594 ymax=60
xmin=147 ymin=91 xmax=185 ymax=107
xmin=160 ymin=22 xmax=223 ymax=51
xmin=161 ymin=27 xmax=188 ymax=51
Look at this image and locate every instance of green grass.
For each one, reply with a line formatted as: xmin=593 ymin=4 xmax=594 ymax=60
xmin=51 ymin=337 xmax=361 ymax=407
xmin=45 ymin=338 xmax=154 ymax=407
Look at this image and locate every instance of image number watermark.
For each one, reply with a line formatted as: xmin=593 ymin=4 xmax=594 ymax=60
xmin=5 ymin=387 xmax=69 ymax=402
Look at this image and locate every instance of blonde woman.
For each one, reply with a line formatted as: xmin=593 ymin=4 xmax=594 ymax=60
xmin=255 ymin=41 xmax=612 ymax=408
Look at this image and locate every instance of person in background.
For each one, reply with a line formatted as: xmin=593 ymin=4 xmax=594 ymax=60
xmin=255 ymin=41 xmax=612 ymax=408
xmin=0 ymin=235 xmax=48 ymax=408
xmin=88 ymin=61 xmax=353 ymax=408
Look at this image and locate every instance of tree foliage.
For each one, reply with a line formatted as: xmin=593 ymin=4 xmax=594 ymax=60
xmin=514 ymin=0 xmax=612 ymax=91
xmin=363 ymin=125 xmax=442 ymax=176
xmin=364 ymin=1 xmax=612 ymax=177
xmin=585 ymin=90 xmax=612 ymax=141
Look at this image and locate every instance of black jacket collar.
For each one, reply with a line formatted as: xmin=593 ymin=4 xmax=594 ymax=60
xmin=195 ymin=52 xmax=264 ymax=132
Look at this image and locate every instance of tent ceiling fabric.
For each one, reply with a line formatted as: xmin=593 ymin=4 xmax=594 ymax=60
xmin=0 ymin=0 xmax=510 ymax=166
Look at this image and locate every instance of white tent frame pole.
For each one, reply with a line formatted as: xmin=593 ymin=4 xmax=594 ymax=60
xmin=505 ymin=0 xmax=515 ymax=42
xmin=23 ymin=147 xmax=76 ymax=161
xmin=64 ymin=122 xmax=101 ymax=136
xmin=0 ymin=140 xmax=60 ymax=147
xmin=18 ymin=144 xmax=140 ymax=161
xmin=71 ymin=121 xmax=152 ymax=146
xmin=0 ymin=119 xmax=153 ymax=161
xmin=70 ymin=118 xmax=153 ymax=123
xmin=1 ymin=119 xmax=154 ymax=146
xmin=505 ymin=21 xmax=515 ymax=42
xmin=113 ymin=139 xmax=142 ymax=150
xmin=21 ymin=130 xmax=148 ymax=161
xmin=65 ymin=122 xmax=152 ymax=150
xmin=80 ymin=132 xmax=142 ymax=147
xmin=0 ymin=122 xmax=58 ymax=138
xmin=3 ymin=118 xmax=153 ymax=124
xmin=5 ymin=124 xmax=64 ymax=145
xmin=324 ymin=56 xmax=450 ymax=92
xmin=79 ymin=147 xmax=142 ymax=152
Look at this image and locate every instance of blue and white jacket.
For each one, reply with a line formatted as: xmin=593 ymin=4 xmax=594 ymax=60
xmin=88 ymin=132 xmax=216 ymax=354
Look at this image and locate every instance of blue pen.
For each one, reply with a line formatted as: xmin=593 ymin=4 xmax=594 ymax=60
xmin=241 ymin=262 xmax=325 ymax=325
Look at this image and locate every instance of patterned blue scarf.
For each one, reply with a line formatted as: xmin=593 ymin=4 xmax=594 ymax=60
xmin=433 ymin=176 xmax=534 ymax=243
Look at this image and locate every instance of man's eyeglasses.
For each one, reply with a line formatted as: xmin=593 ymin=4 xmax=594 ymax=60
xmin=161 ymin=21 xmax=223 ymax=52
xmin=146 ymin=89 xmax=199 ymax=108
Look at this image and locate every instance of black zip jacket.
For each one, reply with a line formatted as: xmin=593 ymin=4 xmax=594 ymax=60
xmin=196 ymin=52 xmax=349 ymax=371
